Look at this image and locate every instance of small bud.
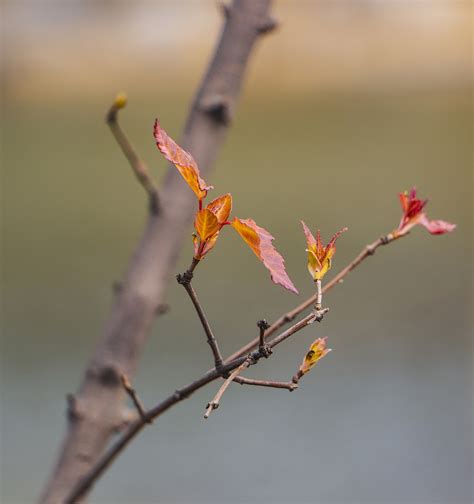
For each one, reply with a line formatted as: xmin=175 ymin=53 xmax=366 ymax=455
xmin=298 ymin=337 xmax=331 ymax=376
xmin=114 ymin=92 xmax=127 ymax=109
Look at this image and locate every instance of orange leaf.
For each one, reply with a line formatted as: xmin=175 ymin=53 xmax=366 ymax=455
xmin=299 ymin=337 xmax=331 ymax=376
xmin=154 ymin=120 xmax=213 ymax=200
xmin=206 ymin=193 xmax=232 ymax=224
xmin=231 ymin=217 xmax=298 ymax=294
xmin=195 ymin=209 xmax=220 ymax=241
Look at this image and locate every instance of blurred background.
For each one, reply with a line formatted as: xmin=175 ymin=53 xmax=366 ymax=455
xmin=2 ymin=1 xmax=472 ymax=503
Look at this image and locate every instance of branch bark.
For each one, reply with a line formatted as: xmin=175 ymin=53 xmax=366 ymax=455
xmin=225 ymin=233 xmax=398 ymax=362
xmin=62 ymin=231 xmax=402 ymax=502
xmin=64 ymin=312 xmax=315 ymax=503
xmin=40 ymin=1 xmax=274 ymax=502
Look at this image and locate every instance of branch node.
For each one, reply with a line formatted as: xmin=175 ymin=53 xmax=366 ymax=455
xmin=259 ymin=344 xmax=273 ymax=358
xmin=366 ymin=244 xmax=376 ymax=255
xmin=200 ymin=94 xmax=233 ymax=125
xmin=148 ymin=190 xmax=161 ymax=215
xmin=218 ymin=1 xmax=231 ymax=19
xmin=66 ymin=394 xmax=82 ymax=422
xmin=257 ymin=16 xmax=278 ymax=35
xmin=155 ymin=303 xmax=170 ymax=315
xmin=176 ymin=270 xmax=194 ymax=286
xmin=314 ymin=307 xmax=330 ymax=323
xmin=121 ymin=374 xmax=151 ymax=424
xmin=112 ymin=281 xmax=123 ymax=295
xmin=381 ymin=234 xmax=393 ymax=245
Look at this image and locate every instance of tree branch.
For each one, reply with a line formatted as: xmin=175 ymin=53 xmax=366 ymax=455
xmin=64 ymin=311 xmax=316 ymax=502
xmin=204 ymin=358 xmax=251 ymax=418
xmin=120 ymin=374 xmax=150 ymax=424
xmin=177 ymin=259 xmax=224 ymax=370
xmin=40 ymin=2 xmax=275 ymax=502
xmin=233 ymin=375 xmax=297 ymax=390
xmin=106 ymin=94 xmax=160 ymax=214
xmin=225 ymin=233 xmax=400 ymax=362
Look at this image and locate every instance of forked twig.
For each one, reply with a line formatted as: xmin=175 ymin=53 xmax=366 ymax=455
xmin=63 ymin=232 xmax=401 ymax=502
xmin=204 ymin=359 xmax=251 ymax=418
xmin=204 ymin=311 xmax=317 ymax=419
xmin=225 ymin=233 xmax=400 ymax=362
xmin=120 ymin=374 xmax=151 ymax=424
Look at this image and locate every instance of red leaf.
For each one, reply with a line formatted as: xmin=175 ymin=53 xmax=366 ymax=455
xmin=153 ymin=120 xmax=213 ymax=200
xmin=231 ymin=217 xmax=298 ymax=294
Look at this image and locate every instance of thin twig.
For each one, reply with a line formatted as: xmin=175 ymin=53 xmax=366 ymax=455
xmin=315 ymin=279 xmax=322 ymax=310
xmin=204 ymin=359 xmax=251 ymax=418
xmin=106 ymin=95 xmax=160 ymax=214
xmin=177 ymin=259 xmax=224 ymax=371
xmin=204 ymin=312 xmax=317 ymax=419
xmin=120 ymin=374 xmax=150 ymax=424
xmin=63 ymin=233 xmax=401 ymax=502
xmin=233 ymin=375 xmax=297 ymax=390
xmin=225 ymin=233 xmax=399 ymax=362
xmin=257 ymin=319 xmax=271 ymax=356
xmin=65 ymin=310 xmax=316 ymax=502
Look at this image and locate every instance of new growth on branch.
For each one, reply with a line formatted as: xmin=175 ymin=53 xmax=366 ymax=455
xmin=152 ymin=117 xmax=456 ymax=418
xmin=62 ymin=95 xmax=456 ymax=503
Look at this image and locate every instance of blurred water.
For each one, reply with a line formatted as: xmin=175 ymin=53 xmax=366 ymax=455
xmin=2 ymin=89 xmax=472 ymax=503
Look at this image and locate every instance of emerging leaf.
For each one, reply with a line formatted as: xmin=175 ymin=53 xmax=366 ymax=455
xmin=302 ymin=221 xmax=347 ymax=281
xmin=154 ymin=120 xmax=213 ymax=200
xmin=206 ymin=193 xmax=232 ymax=224
xmin=298 ymin=337 xmax=331 ymax=376
xmin=231 ymin=217 xmax=299 ymax=294
xmin=396 ymin=187 xmax=456 ymax=237
xmin=192 ymin=194 xmax=232 ymax=260
xmin=195 ymin=209 xmax=220 ymax=242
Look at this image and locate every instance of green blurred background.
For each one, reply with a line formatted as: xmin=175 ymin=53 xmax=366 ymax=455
xmin=2 ymin=1 xmax=472 ymax=503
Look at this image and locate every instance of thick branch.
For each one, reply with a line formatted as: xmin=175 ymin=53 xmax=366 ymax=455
xmin=40 ymin=2 xmax=275 ymax=502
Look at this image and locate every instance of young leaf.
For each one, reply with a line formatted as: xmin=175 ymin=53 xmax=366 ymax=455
xmin=231 ymin=217 xmax=298 ymax=294
xmin=299 ymin=337 xmax=331 ymax=376
xmin=206 ymin=193 xmax=232 ymax=224
xmin=301 ymin=221 xmax=348 ymax=281
xmin=195 ymin=209 xmax=220 ymax=241
xmin=396 ymin=187 xmax=456 ymax=237
xmin=153 ymin=120 xmax=213 ymax=200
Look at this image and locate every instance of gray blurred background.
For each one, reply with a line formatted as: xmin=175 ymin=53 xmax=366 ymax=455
xmin=2 ymin=1 xmax=472 ymax=503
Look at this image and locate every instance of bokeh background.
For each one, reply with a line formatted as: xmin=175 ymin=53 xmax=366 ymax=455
xmin=2 ymin=1 xmax=472 ymax=503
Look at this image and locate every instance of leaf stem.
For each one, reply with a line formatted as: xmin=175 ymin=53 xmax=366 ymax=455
xmin=315 ymin=279 xmax=322 ymax=310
